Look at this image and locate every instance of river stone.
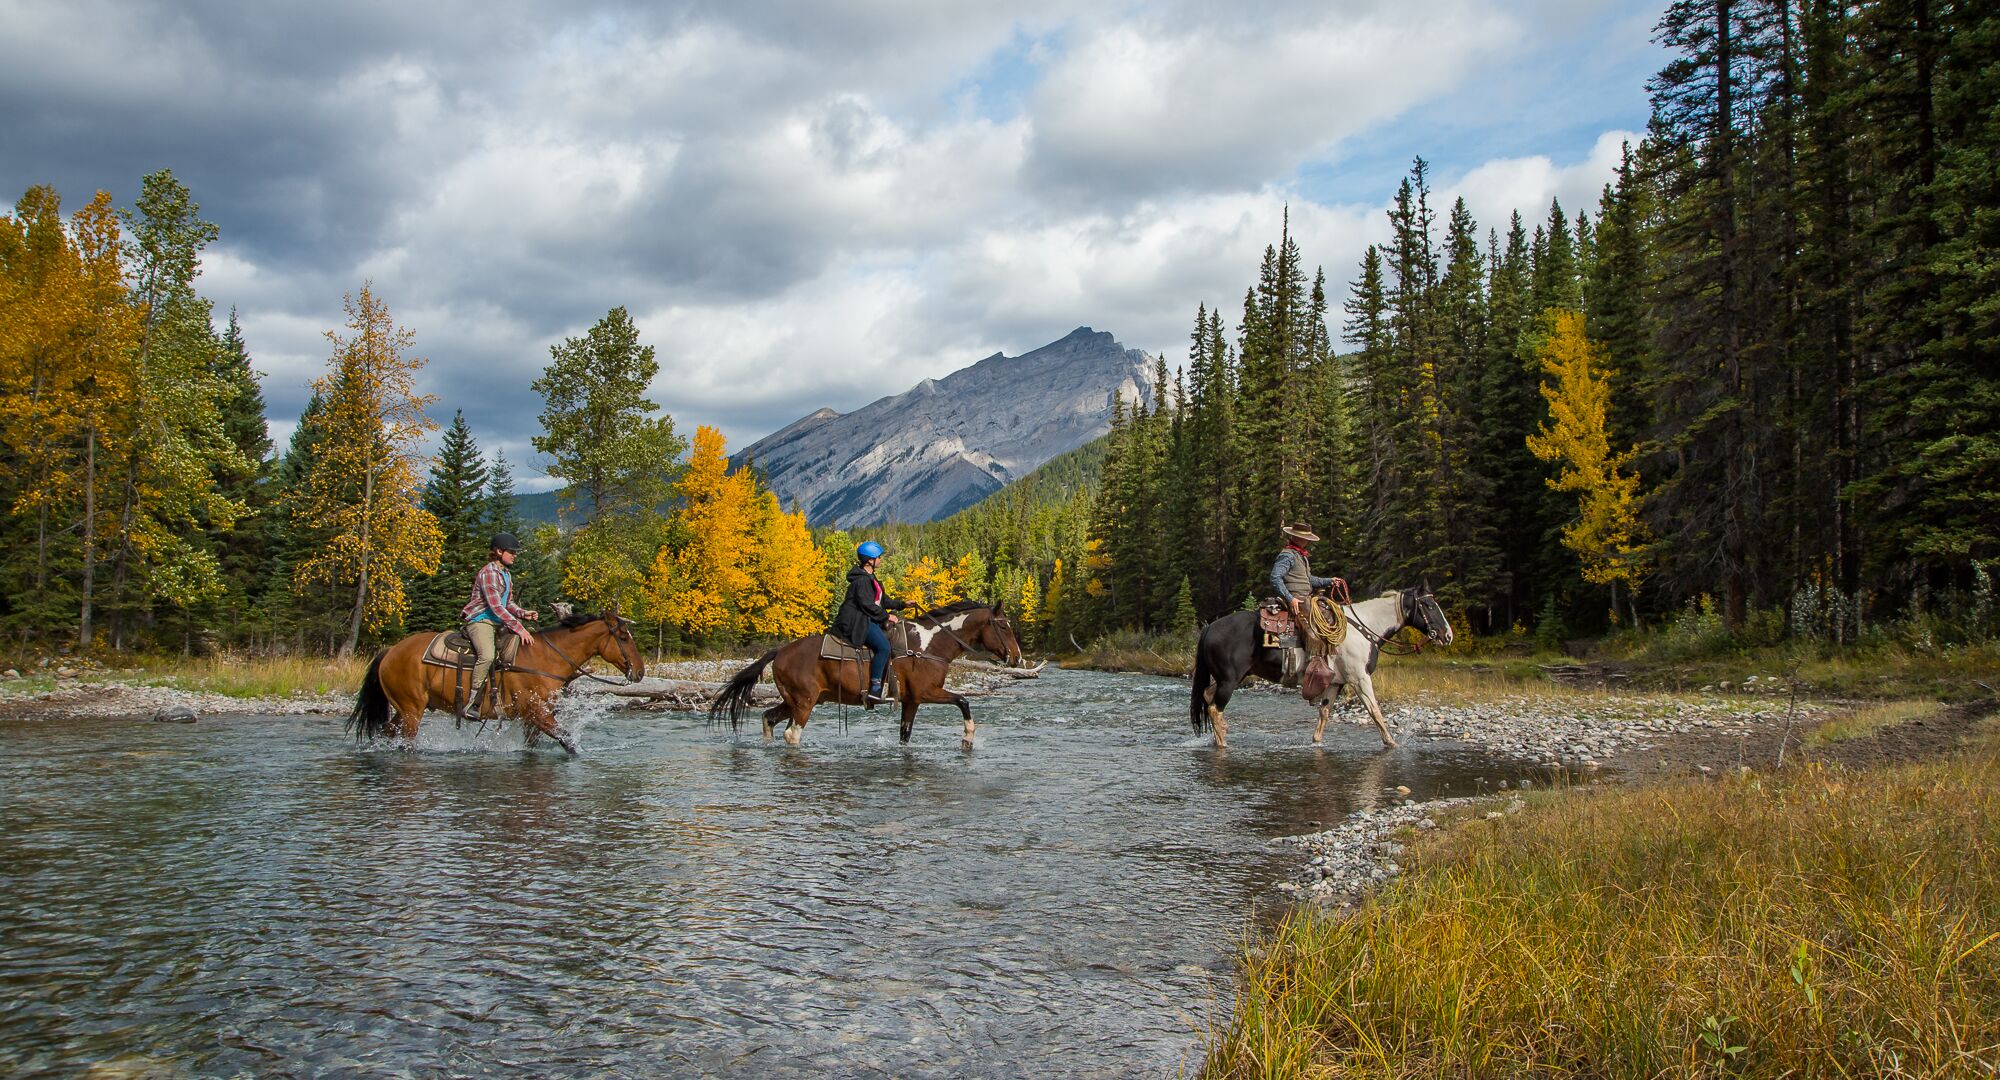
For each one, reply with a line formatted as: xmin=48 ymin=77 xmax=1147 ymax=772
xmin=153 ymin=704 xmax=198 ymax=724
xmin=1 ymin=668 xmax=17 ymax=679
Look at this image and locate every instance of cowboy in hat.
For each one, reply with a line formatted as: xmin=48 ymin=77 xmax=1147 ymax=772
xmin=1270 ymin=521 xmax=1343 ymax=626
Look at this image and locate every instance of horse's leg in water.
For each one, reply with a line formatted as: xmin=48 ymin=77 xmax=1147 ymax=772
xmin=781 ymin=685 xmax=815 ymax=746
xmin=903 ymin=673 xmax=975 ymax=747
xmin=388 ymin=657 xmax=427 ymax=743
xmin=1312 ymin=688 xmax=1340 ymax=744
xmin=520 ymin=690 xmax=578 ymax=756
xmin=1206 ymin=675 xmax=1236 ymax=749
xmin=1351 ymin=671 xmax=1396 ymax=748
xmin=761 ymin=702 xmax=790 ymax=741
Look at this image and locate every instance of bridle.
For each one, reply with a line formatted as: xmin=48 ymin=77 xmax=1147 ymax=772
xmin=909 ymin=608 xmax=1016 ymax=665
xmin=510 ymin=619 xmax=641 ymax=686
xmin=1344 ymin=589 xmax=1448 ymax=656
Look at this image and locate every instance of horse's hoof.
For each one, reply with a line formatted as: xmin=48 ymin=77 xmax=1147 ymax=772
xmin=556 ymin=733 xmax=580 ymax=756
xmin=783 ymin=727 xmax=801 ymax=747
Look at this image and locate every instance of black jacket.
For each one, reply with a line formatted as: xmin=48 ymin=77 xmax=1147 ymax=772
xmin=831 ymin=566 xmax=910 ymax=645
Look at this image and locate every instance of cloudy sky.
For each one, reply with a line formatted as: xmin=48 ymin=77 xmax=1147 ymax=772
xmin=2 ymin=0 xmax=1666 ymax=490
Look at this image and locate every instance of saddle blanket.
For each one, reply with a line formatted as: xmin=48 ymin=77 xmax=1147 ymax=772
xmin=421 ymin=629 xmax=520 ymax=669
xmin=818 ymin=634 xmax=903 ymax=699
xmin=819 ymin=625 xmax=918 ymax=660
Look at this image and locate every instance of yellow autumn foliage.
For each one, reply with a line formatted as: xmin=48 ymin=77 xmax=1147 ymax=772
xmin=1525 ymin=310 xmax=1651 ymax=591
xmin=647 ymin=425 xmax=829 ymax=639
xmin=285 ymin=284 xmax=443 ymax=651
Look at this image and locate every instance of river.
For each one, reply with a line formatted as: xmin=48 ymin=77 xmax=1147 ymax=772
xmin=0 ymin=668 xmax=1537 ymax=1078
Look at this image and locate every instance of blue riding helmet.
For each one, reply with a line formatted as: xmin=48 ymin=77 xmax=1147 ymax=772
xmin=856 ymin=541 xmax=885 ymax=561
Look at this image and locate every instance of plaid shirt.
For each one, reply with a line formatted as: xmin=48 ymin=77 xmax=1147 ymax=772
xmin=461 ymin=560 xmax=530 ymax=636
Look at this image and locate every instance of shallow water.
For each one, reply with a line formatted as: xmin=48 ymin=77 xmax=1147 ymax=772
xmin=0 ymin=669 xmax=1544 ymax=1078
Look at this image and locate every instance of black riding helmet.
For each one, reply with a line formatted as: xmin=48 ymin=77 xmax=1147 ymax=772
xmin=490 ymin=532 xmax=520 ymax=554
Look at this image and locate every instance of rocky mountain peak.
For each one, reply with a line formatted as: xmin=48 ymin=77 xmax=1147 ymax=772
xmin=739 ymin=327 xmax=1155 ymax=526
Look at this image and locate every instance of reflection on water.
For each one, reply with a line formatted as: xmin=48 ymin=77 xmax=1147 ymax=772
xmin=0 ymin=670 xmax=1545 ymax=1078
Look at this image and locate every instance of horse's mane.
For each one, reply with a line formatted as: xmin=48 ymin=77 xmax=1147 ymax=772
xmin=556 ymin=611 xmax=608 ymax=629
xmin=915 ymin=599 xmax=988 ymax=622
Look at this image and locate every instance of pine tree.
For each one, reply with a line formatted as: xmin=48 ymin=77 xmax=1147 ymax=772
xmin=411 ymin=411 xmax=489 ymax=632
xmin=202 ymin=309 xmax=273 ymax=646
xmin=532 ymin=307 xmax=684 ymax=614
xmin=1433 ymin=197 xmax=1504 ymax=615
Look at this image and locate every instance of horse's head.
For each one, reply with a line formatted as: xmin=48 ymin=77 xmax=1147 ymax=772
xmin=977 ymin=599 xmax=1024 ymax=667
xmin=1403 ymin=589 xmax=1455 ymax=647
xmin=593 ymin=606 xmax=645 ymax=683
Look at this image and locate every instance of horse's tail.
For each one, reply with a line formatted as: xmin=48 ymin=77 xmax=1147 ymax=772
xmin=711 ymin=647 xmax=780 ymax=731
xmin=345 ymin=649 xmax=391 ymax=740
xmin=1190 ymin=629 xmax=1212 ymax=734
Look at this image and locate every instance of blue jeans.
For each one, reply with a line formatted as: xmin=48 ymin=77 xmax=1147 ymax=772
xmin=863 ymin=621 xmax=891 ymax=686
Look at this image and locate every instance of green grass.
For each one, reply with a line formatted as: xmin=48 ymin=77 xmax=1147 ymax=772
xmin=1204 ymin=720 xmax=2000 ymax=1078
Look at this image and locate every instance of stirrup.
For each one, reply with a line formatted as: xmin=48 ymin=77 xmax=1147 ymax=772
xmin=863 ymin=684 xmax=891 ymax=708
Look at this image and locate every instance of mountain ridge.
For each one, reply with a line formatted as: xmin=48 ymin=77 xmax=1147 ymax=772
xmin=736 ymin=327 xmax=1155 ymax=526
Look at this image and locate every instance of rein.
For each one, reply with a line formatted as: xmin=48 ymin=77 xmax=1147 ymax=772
xmin=508 ymin=629 xmax=633 ymax=686
xmin=1341 ymin=592 xmax=1433 ymax=656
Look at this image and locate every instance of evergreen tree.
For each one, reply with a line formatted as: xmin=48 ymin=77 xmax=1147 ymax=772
xmin=411 ymin=411 xmax=489 ymax=632
xmin=198 ymin=309 xmax=274 ymax=648
xmin=532 ymin=307 xmax=685 ymax=612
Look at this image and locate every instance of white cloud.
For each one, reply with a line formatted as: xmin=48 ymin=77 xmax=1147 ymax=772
xmin=2 ymin=0 xmax=1664 ymax=487
xmin=1443 ymin=130 xmax=1641 ymax=240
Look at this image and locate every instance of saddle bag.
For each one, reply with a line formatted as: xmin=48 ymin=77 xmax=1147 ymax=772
xmin=1258 ymin=601 xmax=1295 ymax=649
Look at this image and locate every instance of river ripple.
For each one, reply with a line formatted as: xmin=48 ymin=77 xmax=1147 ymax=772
xmin=1 ymin=668 xmax=1528 ymax=1078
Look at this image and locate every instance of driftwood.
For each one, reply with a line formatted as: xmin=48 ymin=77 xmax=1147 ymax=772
xmin=608 ymin=680 xmax=777 ymax=712
xmin=955 ymin=659 xmax=1047 ymax=679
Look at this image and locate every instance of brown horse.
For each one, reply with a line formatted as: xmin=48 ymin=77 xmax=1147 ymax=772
xmin=345 ymin=610 xmax=644 ymax=755
xmin=711 ymin=600 xmax=1023 ymax=747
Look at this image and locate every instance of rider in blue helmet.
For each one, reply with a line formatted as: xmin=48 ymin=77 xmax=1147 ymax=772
xmin=831 ymin=540 xmax=910 ymax=707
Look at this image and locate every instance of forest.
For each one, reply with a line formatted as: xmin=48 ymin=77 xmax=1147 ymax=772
xmin=0 ymin=0 xmax=1993 ymax=659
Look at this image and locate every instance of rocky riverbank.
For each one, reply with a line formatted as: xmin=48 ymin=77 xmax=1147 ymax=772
xmin=1268 ymin=688 xmax=1991 ymax=911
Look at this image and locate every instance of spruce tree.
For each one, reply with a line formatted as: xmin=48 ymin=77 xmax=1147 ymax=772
xmin=411 ymin=411 xmax=489 ymax=631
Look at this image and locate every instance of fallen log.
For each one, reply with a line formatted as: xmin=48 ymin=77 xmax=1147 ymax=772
xmin=954 ymin=659 xmax=1048 ymax=679
xmin=606 ymin=680 xmax=778 ymax=711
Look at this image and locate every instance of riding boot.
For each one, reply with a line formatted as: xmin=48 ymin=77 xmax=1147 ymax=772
xmin=460 ymin=680 xmax=486 ymax=722
xmin=863 ymin=680 xmax=891 ymax=708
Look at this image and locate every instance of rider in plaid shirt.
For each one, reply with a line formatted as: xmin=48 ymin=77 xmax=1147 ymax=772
xmin=460 ymin=533 xmax=538 ymax=720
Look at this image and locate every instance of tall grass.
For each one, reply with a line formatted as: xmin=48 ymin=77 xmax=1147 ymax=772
xmin=148 ymin=655 xmax=371 ymax=699
xmin=1207 ymin=730 xmax=2000 ymax=1077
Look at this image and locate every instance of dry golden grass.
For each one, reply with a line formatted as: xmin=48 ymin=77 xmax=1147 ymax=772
xmin=145 ymin=655 xmax=370 ymax=699
xmin=1807 ymin=699 xmax=1948 ymax=747
xmin=1206 ymin=722 xmax=2000 ymax=1078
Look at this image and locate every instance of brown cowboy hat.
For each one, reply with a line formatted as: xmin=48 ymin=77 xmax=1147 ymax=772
xmin=1282 ymin=522 xmax=1320 ymax=543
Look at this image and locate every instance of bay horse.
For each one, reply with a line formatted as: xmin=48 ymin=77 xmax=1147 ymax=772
xmin=345 ymin=609 xmax=644 ymax=756
xmin=1189 ymin=588 xmax=1452 ymax=749
xmin=711 ymin=600 xmax=1023 ymax=747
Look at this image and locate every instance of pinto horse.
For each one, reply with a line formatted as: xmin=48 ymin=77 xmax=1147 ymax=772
xmin=1190 ymin=588 xmax=1452 ymax=749
xmin=711 ymin=600 xmax=1023 ymax=747
xmin=345 ymin=609 xmax=644 ymax=755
